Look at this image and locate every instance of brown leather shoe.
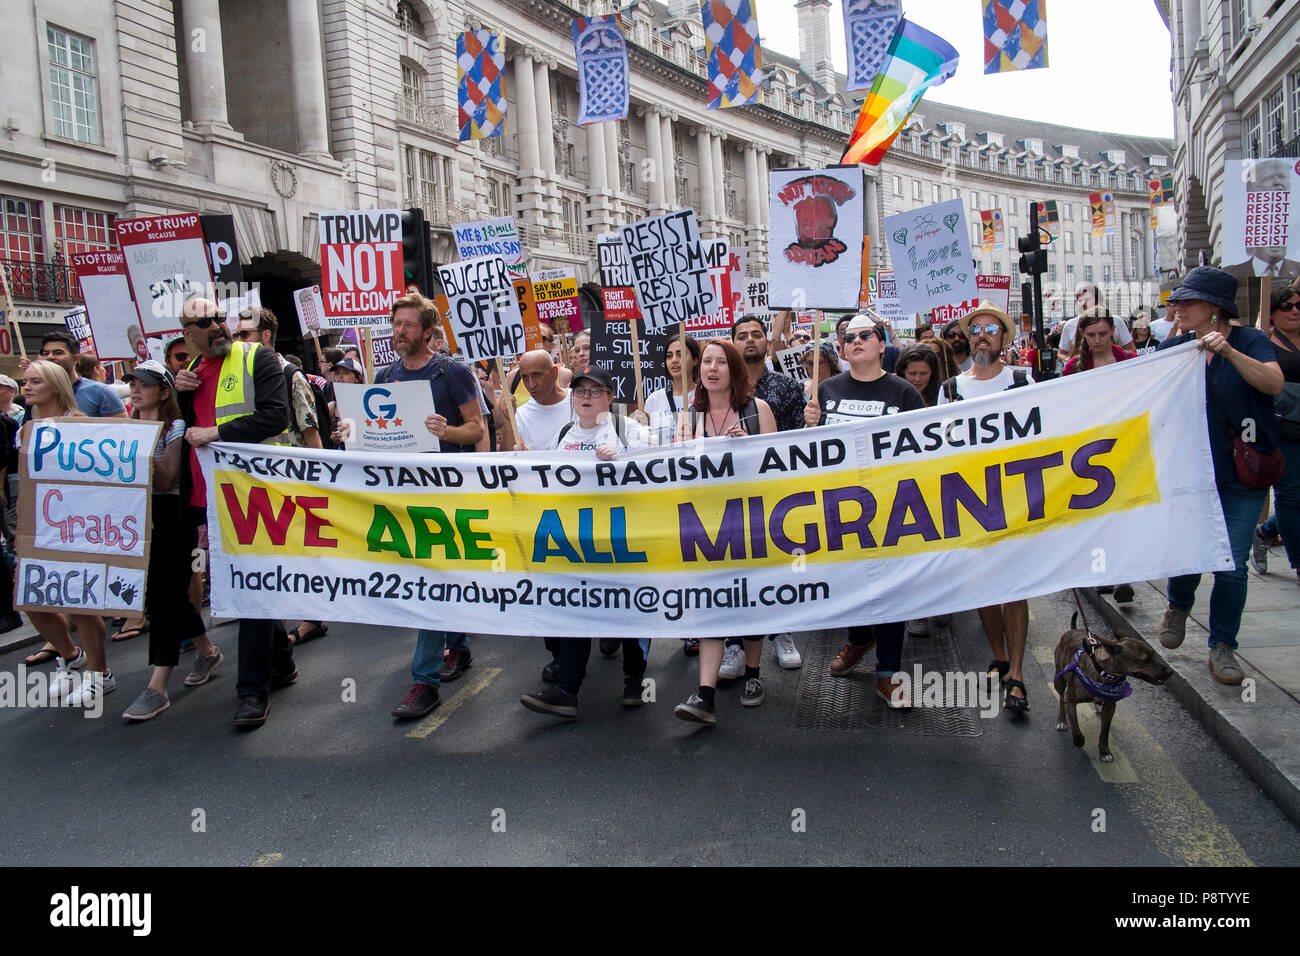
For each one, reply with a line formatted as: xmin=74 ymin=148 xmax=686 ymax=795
xmin=876 ymin=675 xmax=913 ymax=710
xmin=830 ymin=643 xmax=868 ymax=676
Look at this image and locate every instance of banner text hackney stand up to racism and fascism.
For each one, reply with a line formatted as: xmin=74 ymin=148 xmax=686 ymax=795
xmin=200 ymin=345 xmax=1232 ymax=637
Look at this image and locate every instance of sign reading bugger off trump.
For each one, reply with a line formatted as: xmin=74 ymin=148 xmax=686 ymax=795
xmin=318 ymin=209 xmax=404 ymax=328
xmin=16 ymin=418 xmax=163 ymax=621
xmin=436 ymin=255 xmax=525 ymax=360
xmin=199 ymin=345 xmax=1230 ymax=637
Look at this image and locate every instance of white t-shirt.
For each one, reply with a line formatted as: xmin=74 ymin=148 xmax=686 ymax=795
xmin=515 ymin=392 xmax=575 ymax=451
xmin=554 ymin=415 xmax=652 ymax=454
xmin=643 ymin=386 xmax=694 ymax=445
xmin=1060 ymin=315 xmax=1133 ymax=352
xmin=937 ymin=365 xmax=1029 ymax=403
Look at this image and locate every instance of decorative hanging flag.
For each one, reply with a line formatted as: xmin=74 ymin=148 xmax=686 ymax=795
xmin=1089 ymin=191 xmax=1105 ymax=238
xmin=842 ymin=18 xmax=959 ymax=166
xmin=980 ymin=210 xmax=995 ymax=252
xmin=457 ymin=31 xmax=506 ymax=140
xmin=700 ymin=0 xmax=764 ymax=109
xmin=572 ymin=15 xmax=631 ymax=124
xmin=843 ymin=0 xmax=902 ymax=92
xmin=992 ymin=208 xmax=1005 ymax=250
xmin=983 ymin=0 xmax=1049 ymax=74
xmin=1149 ymin=174 xmax=1174 ymax=230
xmin=1102 ymin=190 xmax=1117 ymax=236
xmin=1037 ymin=199 xmax=1060 ymax=238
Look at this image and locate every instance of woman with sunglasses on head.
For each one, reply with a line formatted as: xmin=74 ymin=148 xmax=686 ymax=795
xmin=1250 ymin=285 xmax=1300 ymax=584
xmin=18 ymin=360 xmax=114 ymax=707
xmin=673 ymin=339 xmax=776 ymax=725
xmin=1156 ymin=267 xmax=1283 ymax=686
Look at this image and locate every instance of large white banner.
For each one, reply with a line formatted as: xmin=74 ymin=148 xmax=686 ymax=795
xmin=200 ymin=345 xmax=1230 ymax=637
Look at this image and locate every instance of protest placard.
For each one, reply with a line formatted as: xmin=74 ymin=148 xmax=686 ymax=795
xmin=453 ymin=216 xmax=527 ymax=282
xmin=1221 ymin=158 xmax=1300 ymax=278
xmin=318 ymin=209 xmax=404 ymax=328
xmin=883 ymin=198 xmax=978 ymax=313
xmin=16 ymin=418 xmax=162 ymax=620
xmin=200 ymin=214 xmax=244 ymax=290
xmin=745 ymin=276 xmax=770 ymax=319
xmin=685 ymin=239 xmax=734 ymax=339
xmin=116 ymin=214 xmax=213 ymax=335
xmin=532 ymin=267 xmax=583 ymax=333
xmin=217 ymin=286 xmax=261 ymax=334
xmin=768 ymin=167 xmax=864 ymax=309
xmin=776 ymin=344 xmax=811 ymax=382
xmin=619 ymin=209 xmax=715 ymax=331
xmin=294 ymin=286 xmax=325 ymax=338
xmin=369 ymin=332 xmax=397 ymax=370
xmin=510 ymin=276 xmax=544 ymax=352
xmin=930 ymin=275 xmax=1013 ymax=325
xmin=436 ymin=255 xmax=525 ymax=360
xmin=201 ymin=344 xmax=1230 ymax=637
xmin=70 ymin=252 xmax=144 ymax=361
xmin=873 ymin=269 xmax=909 ymax=328
xmin=594 ymin=233 xmax=667 ymax=404
xmin=334 ymin=381 xmax=439 ymax=453
xmin=63 ymin=308 xmax=95 ymax=355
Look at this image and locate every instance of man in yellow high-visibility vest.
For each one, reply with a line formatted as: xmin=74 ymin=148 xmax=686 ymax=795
xmin=175 ymin=295 xmax=292 ymax=730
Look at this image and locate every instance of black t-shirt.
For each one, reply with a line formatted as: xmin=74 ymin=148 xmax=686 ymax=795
xmin=814 ymin=371 xmax=925 ymax=426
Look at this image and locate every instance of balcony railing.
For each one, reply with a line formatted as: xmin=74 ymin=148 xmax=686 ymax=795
xmin=396 ymin=94 xmax=450 ymax=134
xmin=2 ymin=258 xmax=80 ymax=304
xmin=405 ymin=195 xmax=477 ymax=228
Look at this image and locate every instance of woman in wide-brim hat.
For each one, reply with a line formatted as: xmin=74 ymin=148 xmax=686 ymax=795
xmin=1154 ymin=266 xmax=1284 ymax=686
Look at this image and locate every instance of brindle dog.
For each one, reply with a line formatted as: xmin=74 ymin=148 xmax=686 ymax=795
xmin=1054 ymin=612 xmax=1174 ymax=763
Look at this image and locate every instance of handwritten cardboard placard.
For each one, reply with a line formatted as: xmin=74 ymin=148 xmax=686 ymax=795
xmin=16 ymin=418 xmax=163 ymax=620
xmin=436 ymin=255 xmax=525 ymax=360
xmin=883 ymin=198 xmax=978 ymax=313
xmin=620 ymin=209 xmax=716 ymax=331
xmin=115 ymin=214 xmax=213 ymax=336
xmin=453 ymin=216 xmax=527 ymax=282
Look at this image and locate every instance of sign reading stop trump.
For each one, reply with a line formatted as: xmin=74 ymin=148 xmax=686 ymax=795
xmin=319 ymin=210 xmax=404 ymax=328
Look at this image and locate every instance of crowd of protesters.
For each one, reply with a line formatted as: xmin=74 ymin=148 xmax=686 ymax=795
xmin=5 ymin=267 xmax=1296 ymax=730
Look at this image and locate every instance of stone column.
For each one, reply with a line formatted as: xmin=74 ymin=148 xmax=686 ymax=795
xmin=604 ymin=123 xmax=621 ymax=194
xmin=660 ymin=114 xmax=677 ymax=206
xmin=865 ymin=172 xmax=881 ymax=268
xmin=587 ymin=122 xmax=608 ymax=190
xmin=756 ymin=148 xmax=770 ymax=227
xmin=181 ymin=0 xmax=234 ymax=132
xmin=644 ymin=108 xmax=666 ymax=211
xmin=710 ymin=131 xmax=727 ymax=220
xmin=286 ymin=0 xmax=330 ymax=159
xmin=534 ymin=59 xmax=555 ymax=175
xmin=743 ymin=144 xmax=763 ymax=258
xmin=696 ymin=129 xmax=716 ymax=226
xmin=512 ymin=51 xmax=541 ymax=172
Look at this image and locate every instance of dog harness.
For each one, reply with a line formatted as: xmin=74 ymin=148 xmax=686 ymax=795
xmin=1054 ymin=639 xmax=1133 ymax=702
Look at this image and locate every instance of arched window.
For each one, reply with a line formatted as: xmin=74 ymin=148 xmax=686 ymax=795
xmin=396 ymin=1 xmax=423 ymax=35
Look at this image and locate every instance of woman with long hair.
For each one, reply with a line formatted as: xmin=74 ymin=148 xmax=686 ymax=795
xmin=675 ymin=340 xmax=776 ymax=725
xmin=18 ymin=360 xmax=112 ymax=707
xmin=895 ymin=344 xmax=942 ymax=406
xmin=120 ymin=361 xmax=224 ymax=719
xmin=1251 ymin=284 xmax=1300 ymax=584
xmin=924 ymin=336 xmax=962 ymax=383
xmin=635 ymin=334 xmax=700 ymax=445
xmin=1062 ymin=313 xmax=1136 ymax=374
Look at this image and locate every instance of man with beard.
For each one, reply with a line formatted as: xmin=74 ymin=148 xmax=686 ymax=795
xmin=937 ymin=302 xmax=1034 ymax=714
xmin=377 ymin=293 xmax=486 ymax=720
xmin=726 ymin=315 xmax=806 ymax=671
xmin=175 ymin=296 xmax=292 ymax=729
xmin=940 ymin=319 xmax=973 ymax=372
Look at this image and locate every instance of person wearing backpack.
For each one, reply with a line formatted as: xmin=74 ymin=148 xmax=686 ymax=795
xmin=937 ymin=302 xmax=1036 ymax=714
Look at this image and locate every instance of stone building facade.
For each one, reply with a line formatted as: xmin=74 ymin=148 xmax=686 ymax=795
xmin=1 ymin=0 xmax=1175 ymax=366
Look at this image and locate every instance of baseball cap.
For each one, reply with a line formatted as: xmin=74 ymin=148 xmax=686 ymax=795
xmin=570 ymin=365 xmax=615 ymax=392
xmin=0 ymin=375 xmax=17 ymax=391
xmin=122 ymin=359 xmax=176 ymax=390
xmin=331 ymin=356 xmax=365 ymax=377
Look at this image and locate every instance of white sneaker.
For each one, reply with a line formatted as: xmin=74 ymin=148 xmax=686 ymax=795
xmin=772 ymin=633 xmax=802 ymax=669
xmin=66 ymin=669 xmax=116 ymax=708
xmin=48 ymin=648 xmax=87 ymax=702
xmin=718 ymin=643 xmax=746 ymax=679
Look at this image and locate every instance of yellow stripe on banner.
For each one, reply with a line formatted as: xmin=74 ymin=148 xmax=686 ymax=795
xmin=211 ymin=415 xmax=1158 ymax=573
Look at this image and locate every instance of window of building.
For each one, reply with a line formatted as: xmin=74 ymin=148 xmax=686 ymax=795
xmin=1264 ymin=84 xmax=1285 ymax=156
xmin=1 ymin=196 xmax=45 ymax=260
xmin=1085 ymin=265 xmax=1094 ymax=283
xmin=1243 ymin=104 xmax=1261 ymax=158
xmin=395 ymin=0 xmax=423 ymax=34
xmin=53 ymin=204 xmax=117 ymax=256
xmin=1048 ymin=264 xmax=1057 ymax=283
xmin=402 ymin=63 xmax=423 ymax=104
xmin=1064 ymin=203 xmax=1073 ymax=221
xmin=1103 ymin=234 xmax=1113 ymax=255
xmin=1289 ymin=69 xmax=1300 ymax=150
xmin=972 ymin=223 xmax=982 ymax=247
xmin=405 ymin=147 xmax=452 ymax=205
xmin=47 ymin=26 xmax=100 ymax=145
xmin=1231 ymin=0 xmax=1249 ymax=46
xmin=486 ymin=179 xmax=513 ymax=217
xmin=1009 ymin=196 xmax=1018 ymax=215
xmin=1008 ymin=225 xmax=1019 ymax=248
xmin=913 ymin=179 xmax=922 ymax=200
xmin=1064 ymin=231 xmax=1073 ymax=253
xmin=893 ymin=175 xmax=903 ymax=196
xmin=1084 ymin=232 xmax=1092 ymax=254
xmin=1066 ymin=266 xmax=1075 ymax=291
xmin=991 ymin=261 xmax=1002 ymax=275
xmin=1129 ymin=235 xmax=1139 ymax=275
xmin=932 ymin=184 xmax=941 ymax=203
xmin=1103 ymin=265 xmax=1112 ymax=284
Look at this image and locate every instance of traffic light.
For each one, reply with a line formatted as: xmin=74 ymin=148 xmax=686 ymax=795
xmin=400 ymin=207 xmax=433 ymax=294
xmin=1017 ymin=229 xmax=1048 ymax=277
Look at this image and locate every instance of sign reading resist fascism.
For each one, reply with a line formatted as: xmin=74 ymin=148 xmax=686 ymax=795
xmin=593 ymin=233 xmax=670 ymax=403
xmin=436 ymin=255 xmax=525 ymax=360
xmin=115 ymin=214 xmax=214 ymax=336
xmin=620 ymin=209 xmax=716 ymax=331
xmin=17 ymin=418 xmax=163 ymax=620
xmin=319 ymin=210 xmax=404 ymax=328
xmin=200 ymin=345 xmax=1230 ymax=637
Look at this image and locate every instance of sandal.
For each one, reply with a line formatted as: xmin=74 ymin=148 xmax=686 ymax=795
xmin=986 ymin=659 xmax=1010 ymax=683
xmin=24 ymin=644 xmax=58 ymax=666
xmin=111 ymin=621 xmax=149 ymax=642
xmin=289 ymin=623 xmax=328 ymax=645
xmin=1004 ymin=679 xmax=1029 ymax=714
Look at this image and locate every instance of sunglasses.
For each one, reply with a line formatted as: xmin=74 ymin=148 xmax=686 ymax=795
xmin=572 ymin=387 xmax=609 ymax=398
xmin=182 ymin=313 xmax=225 ymax=331
xmin=845 ymin=330 xmax=880 ymax=344
xmin=171 ymin=352 xmax=189 ymax=362
xmin=967 ymin=323 xmax=1003 ymax=336
xmin=1277 ymin=301 xmax=1299 ymax=312
xmin=943 ymin=331 xmax=965 ymax=339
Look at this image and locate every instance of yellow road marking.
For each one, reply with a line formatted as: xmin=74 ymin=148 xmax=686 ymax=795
xmin=251 ymin=852 xmax=283 ymax=867
xmin=405 ymin=667 xmax=502 ymax=739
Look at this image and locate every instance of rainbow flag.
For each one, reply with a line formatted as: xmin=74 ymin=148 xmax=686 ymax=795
xmin=842 ymin=18 xmax=959 ymax=166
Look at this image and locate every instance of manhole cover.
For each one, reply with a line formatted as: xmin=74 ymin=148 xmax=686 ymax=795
xmin=793 ymin=627 xmax=985 ymax=736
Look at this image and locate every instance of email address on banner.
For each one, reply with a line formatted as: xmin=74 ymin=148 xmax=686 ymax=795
xmin=226 ymin=565 xmax=831 ymax=622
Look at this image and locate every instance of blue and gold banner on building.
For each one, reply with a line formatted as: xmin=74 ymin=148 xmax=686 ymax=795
xmin=843 ymin=0 xmax=902 ymax=92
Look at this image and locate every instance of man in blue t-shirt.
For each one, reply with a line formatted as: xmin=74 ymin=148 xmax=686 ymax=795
xmin=380 ymin=293 xmax=485 ymax=721
xmin=36 ymin=332 xmax=127 ymax=418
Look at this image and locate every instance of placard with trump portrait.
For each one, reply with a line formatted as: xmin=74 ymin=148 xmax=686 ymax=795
xmin=767 ymin=167 xmax=864 ymax=310
xmin=1221 ymin=158 xmax=1300 ymax=281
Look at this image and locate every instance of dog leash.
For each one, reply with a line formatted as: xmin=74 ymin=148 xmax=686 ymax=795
xmin=1071 ymin=587 xmax=1092 ymax=635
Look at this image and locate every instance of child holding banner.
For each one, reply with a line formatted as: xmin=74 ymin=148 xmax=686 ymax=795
xmin=520 ymin=366 xmax=652 ymax=719
xmin=19 ymin=360 xmax=113 ymax=707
